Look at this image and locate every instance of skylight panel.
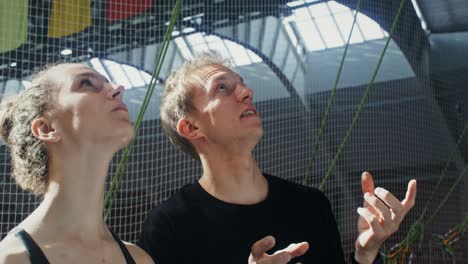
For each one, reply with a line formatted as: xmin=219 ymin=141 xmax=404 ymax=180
xmin=333 ymin=10 xmax=364 ymax=44
xmin=174 ymin=37 xmax=192 ymax=59
xmin=122 ymin=64 xmax=146 ymax=88
xmin=103 ymin=60 xmax=132 ymax=89
xmin=285 ymin=1 xmax=388 ymax=51
xmin=225 ymin=41 xmax=252 ymax=66
xmin=175 ymin=33 xmax=262 ymax=67
xmin=315 ymin=16 xmax=345 ymax=48
xmin=356 ymin=13 xmax=385 ymax=40
xmin=90 ymin=58 xmax=111 ymax=81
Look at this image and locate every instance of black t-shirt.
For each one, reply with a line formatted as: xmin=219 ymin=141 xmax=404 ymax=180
xmin=138 ymin=174 xmax=346 ymax=263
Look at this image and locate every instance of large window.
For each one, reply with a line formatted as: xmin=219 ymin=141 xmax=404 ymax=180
xmin=89 ymin=58 xmax=153 ymax=90
xmin=283 ymin=1 xmax=388 ymax=51
xmin=172 ymin=29 xmax=262 ymax=67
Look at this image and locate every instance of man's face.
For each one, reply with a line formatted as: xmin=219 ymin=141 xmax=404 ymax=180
xmin=188 ymin=64 xmax=263 ymax=149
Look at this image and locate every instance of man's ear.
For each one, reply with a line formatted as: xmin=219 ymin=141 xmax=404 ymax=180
xmin=31 ymin=117 xmax=61 ymax=143
xmin=177 ymin=117 xmax=202 ymax=140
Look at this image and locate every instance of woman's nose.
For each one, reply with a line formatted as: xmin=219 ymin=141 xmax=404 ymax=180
xmin=109 ymin=84 xmax=125 ymax=100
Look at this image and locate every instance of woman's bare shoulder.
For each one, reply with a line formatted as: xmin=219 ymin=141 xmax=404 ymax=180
xmin=0 ymin=234 xmax=30 ymax=264
xmin=123 ymin=241 xmax=154 ymax=264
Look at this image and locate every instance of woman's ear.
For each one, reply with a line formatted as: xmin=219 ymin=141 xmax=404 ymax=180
xmin=177 ymin=117 xmax=202 ymax=140
xmin=31 ymin=117 xmax=61 ymax=143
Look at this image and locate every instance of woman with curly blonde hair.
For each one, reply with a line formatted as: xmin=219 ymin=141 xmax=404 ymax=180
xmin=0 ymin=63 xmax=153 ymax=264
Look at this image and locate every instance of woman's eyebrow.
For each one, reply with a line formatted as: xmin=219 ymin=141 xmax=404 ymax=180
xmin=76 ymin=71 xmax=109 ymax=83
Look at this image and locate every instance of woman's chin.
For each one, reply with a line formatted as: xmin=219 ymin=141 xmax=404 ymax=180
xmin=114 ymin=126 xmax=134 ymax=150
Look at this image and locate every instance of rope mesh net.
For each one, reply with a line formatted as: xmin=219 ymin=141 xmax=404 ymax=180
xmin=0 ymin=0 xmax=467 ymax=262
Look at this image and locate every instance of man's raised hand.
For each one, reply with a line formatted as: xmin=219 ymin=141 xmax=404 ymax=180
xmin=248 ymin=236 xmax=309 ymax=264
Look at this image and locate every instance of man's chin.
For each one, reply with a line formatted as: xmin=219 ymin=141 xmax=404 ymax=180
xmin=252 ymin=128 xmax=264 ymax=143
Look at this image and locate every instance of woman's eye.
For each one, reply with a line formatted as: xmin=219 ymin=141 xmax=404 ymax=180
xmin=80 ymin=79 xmax=93 ymax=87
xmin=80 ymin=79 xmax=103 ymax=92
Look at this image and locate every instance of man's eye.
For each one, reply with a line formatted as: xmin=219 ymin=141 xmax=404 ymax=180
xmin=218 ymin=84 xmax=227 ymax=91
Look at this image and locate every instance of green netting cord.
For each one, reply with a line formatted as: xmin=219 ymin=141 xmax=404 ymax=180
xmin=303 ymin=0 xmax=362 ymax=186
xmin=319 ymin=0 xmax=407 ymax=191
xmin=429 ymin=213 xmax=468 ymax=264
xmin=418 ymin=121 xmax=468 ymax=223
xmin=390 ymin=121 xmax=468 ymax=260
xmin=389 ymin=165 xmax=467 ymax=261
xmin=103 ymin=0 xmax=183 ymax=221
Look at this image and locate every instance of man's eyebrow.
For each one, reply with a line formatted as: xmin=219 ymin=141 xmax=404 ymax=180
xmin=207 ymin=74 xmax=228 ymax=88
xmin=210 ymin=72 xmax=244 ymax=83
xmin=211 ymin=75 xmax=229 ymax=82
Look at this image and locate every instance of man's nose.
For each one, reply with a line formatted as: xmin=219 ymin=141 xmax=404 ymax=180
xmin=237 ymin=84 xmax=254 ymax=103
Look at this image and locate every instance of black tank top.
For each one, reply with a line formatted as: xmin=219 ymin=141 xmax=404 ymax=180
xmin=14 ymin=228 xmax=136 ymax=264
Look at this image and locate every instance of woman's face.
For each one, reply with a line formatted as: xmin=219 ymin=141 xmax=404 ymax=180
xmin=50 ymin=64 xmax=134 ymax=151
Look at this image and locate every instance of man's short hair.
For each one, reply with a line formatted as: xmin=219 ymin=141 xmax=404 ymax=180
xmin=160 ymin=50 xmax=231 ymax=159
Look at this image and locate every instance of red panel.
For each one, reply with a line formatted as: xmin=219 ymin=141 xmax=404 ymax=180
xmin=106 ymin=0 xmax=153 ymax=22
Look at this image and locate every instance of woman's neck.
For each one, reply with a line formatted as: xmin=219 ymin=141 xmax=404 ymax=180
xmin=21 ymin=149 xmax=113 ymax=243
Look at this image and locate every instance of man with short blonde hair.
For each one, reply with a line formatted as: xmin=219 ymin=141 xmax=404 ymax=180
xmin=160 ymin=51 xmax=230 ymax=159
xmin=139 ymin=50 xmax=417 ymax=264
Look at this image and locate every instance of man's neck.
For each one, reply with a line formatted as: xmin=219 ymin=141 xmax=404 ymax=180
xmin=198 ymin=153 xmax=268 ymax=205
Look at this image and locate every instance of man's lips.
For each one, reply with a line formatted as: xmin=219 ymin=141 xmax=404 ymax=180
xmin=240 ymin=108 xmax=258 ymax=118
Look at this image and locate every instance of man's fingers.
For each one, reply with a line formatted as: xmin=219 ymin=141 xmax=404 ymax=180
xmin=357 ymin=207 xmax=384 ymax=236
xmin=249 ymin=237 xmax=308 ymax=264
xmin=258 ymin=252 xmax=291 ymax=264
xmin=363 ymin=192 xmax=392 ymax=223
xmin=249 ymin=240 xmax=308 ymax=264
xmin=276 ymin=242 xmax=309 ymax=258
xmin=289 ymin=242 xmax=309 ymax=258
xmin=373 ymin=188 xmax=404 ymax=222
xmin=401 ymin=179 xmax=417 ymax=214
xmin=251 ymin=236 xmax=276 ymax=259
xmin=361 ymin=171 xmax=375 ymax=195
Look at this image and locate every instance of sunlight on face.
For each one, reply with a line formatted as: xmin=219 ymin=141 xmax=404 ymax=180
xmin=188 ymin=65 xmax=263 ymax=149
xmin=50 ymin=64 xmax=134 ymax=150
